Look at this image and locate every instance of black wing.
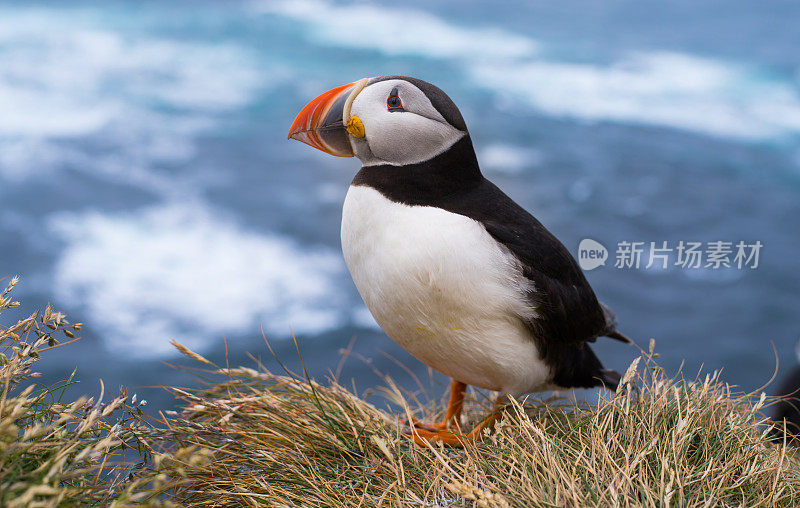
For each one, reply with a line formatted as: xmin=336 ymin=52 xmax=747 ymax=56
xmin=443 ymin=179 xmax=610 ymax=347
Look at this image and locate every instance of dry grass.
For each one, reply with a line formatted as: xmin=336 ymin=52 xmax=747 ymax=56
xmin=0 ymin=276 xmax=148 ymax=507
xmin=3 ymin=275 xmax=800 ymax=506
xmin=125 ymin=343 xmax=800 ymax=507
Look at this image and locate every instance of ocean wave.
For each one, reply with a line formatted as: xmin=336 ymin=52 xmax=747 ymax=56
xmin=258 ymin=0 xmax=800 ymax=141
xmin=0 ymin=8 xmax=264 ymax=184
xmin=253 ymin=0 xmax=537 ymax=60
xmin=472 ymin=52 xmax=800 ymax=140
xmin=48 ymin=201 xmax=347 ymax=357
xmin=478 ymin=143 xmax=543 ymax=175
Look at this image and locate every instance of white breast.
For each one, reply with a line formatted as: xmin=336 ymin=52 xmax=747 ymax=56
xmin=341 ymin=185 xmax=551 ymax=395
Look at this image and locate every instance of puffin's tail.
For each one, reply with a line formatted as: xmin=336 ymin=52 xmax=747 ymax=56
xmin=599 ymin=369 xmax=622 ymax=392
xmin=599 ymin=302 xmax=633 ymax=344
xmin=553 ymin=345 xmax=623 ymax=392
xmin=605 ymin=330 xmax=633 ymax=344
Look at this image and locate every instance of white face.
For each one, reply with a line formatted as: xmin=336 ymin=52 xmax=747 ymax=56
xmin=348 ymin=79 xmax=465 ymax=167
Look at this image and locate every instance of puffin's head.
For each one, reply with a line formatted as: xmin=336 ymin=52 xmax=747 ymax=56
xmin=288 ymin=76 xmax=467 ymax=166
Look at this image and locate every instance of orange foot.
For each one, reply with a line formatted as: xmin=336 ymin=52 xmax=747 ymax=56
xmin=405 ymin=388 xmax=508 ymax=448
xmin=409 ymin=426 xmax=468 ymax=447
xmin=400 ymin=380 xmax=467 ymax=436
xmin=400 ymin=416 xmax=449 ymax=433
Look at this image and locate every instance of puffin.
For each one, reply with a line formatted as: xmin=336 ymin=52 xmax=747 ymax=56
xmin=288 ymin=75 xmax=631 ymax=446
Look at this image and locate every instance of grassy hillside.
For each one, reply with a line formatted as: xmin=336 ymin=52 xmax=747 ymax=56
xmin=2 ymin=276 xmax=800 ymax=506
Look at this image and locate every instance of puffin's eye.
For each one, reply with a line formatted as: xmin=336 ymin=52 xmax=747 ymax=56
xmin=387 ymin=87 xmax=404 ymax=112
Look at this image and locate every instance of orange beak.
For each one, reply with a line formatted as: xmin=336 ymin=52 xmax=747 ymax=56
xmin=287 ymin=79 xmax=367 ymax=157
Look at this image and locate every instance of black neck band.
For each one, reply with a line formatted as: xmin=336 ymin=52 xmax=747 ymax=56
xmin=351 ymin=135 xmax=483 ymax=205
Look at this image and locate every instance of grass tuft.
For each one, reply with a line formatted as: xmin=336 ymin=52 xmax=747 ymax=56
xmin=2 ymin=276 xmax=799 ymax=506
xmin=125 ymin=342 xmax=800 ymax=507
xmin=0 ymin=276 xmax=148 ymax=506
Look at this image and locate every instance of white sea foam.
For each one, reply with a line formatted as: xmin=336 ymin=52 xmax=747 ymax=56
xmin=48 ymin=202 xmax=347 ymax=357
xmin=472 ymin=52 xmax=800 ymax=140
xmin=0 ymin=8 xmax=264 ymax=183
xmin=258 ymin=0 xmax=800 ymax=141
xmin=478 ymin=143 xmax=542 ymax=174
xmin=254 ymin=0 xmax=536 ymax=60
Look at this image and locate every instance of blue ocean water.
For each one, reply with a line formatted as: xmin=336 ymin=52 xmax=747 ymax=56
xmin=1 ymin=0 xmax=799 ymax=410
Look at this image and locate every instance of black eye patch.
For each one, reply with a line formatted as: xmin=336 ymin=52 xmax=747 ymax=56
xmin=386 ymin=87 xmax=404 ymax=112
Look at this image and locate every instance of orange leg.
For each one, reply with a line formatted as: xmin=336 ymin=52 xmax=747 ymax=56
xmin=409 ymin=392 xmax=509 ymax=447
xmin=403 ymin=379 xmax=466 ymax=431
